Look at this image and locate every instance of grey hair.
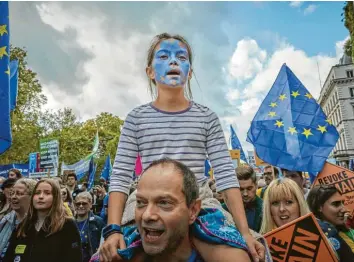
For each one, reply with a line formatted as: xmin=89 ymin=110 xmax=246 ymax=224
xmin=75 ymin=191 xmax=93 ymax=204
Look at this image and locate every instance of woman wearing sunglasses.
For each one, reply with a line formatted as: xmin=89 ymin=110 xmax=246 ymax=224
xmin=75 ymin=192 xmax=105 ymax=262
xmin=3 ymin=179 xmax=82 ymax=262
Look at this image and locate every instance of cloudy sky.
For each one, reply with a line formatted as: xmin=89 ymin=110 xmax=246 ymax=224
xmin=10 ymin=1 xmax=349 ymax=152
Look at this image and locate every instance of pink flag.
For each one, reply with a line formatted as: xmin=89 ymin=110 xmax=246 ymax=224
xmin=135 ymin=154 xmax=143 ymax=176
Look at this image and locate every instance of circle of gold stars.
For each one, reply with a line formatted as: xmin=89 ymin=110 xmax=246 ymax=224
xmin=267 ymin=90 xmax=332 ymax=139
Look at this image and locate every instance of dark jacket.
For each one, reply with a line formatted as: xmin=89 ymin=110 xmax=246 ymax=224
xmin=3 ymin=218 xmax=82 ymax=262
xmin=221 ymin=195 xmax=263 ymax=233
xmin=77 ymin=211 xmax=105 ymax=257
xmin=317 ymin=219 xmax=354 ymax=262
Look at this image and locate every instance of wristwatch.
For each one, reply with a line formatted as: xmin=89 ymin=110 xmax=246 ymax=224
xmin=102 ymin=224 xmax=122 ymax=240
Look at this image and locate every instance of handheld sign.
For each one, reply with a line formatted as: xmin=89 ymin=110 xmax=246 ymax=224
xmin=264 ymin=213 xmax=337 ymax=262
xmin=313 ymin=162 xmax=354 ymax=213
xmin=229 ymin=149 xmax=240 ymax=168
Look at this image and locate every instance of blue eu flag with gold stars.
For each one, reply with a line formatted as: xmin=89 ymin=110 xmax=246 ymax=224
xmin=0 ymin=2 xmax=11 ymax=155
xmin=247 ymin=64 xmax=339 ymax=173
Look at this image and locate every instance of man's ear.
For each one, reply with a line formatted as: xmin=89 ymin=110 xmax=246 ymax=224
xmin=146 ymin=66 xmax=155 ymax=80
xmin=188 ymin=199 xmax=201 ymax=225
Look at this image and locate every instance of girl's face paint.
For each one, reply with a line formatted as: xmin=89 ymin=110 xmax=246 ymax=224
xmin=152 ymin=39 xmax=191 ymax=87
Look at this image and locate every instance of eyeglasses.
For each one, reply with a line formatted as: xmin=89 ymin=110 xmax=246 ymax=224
xmin=75 ymin=202 xmax=89 ymax=207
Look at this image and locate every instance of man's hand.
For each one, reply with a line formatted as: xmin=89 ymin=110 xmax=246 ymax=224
xmin=99 ymin=233 xmax=126 ymax=262
xmin=243 ymin=233 xmax=265 ymax=262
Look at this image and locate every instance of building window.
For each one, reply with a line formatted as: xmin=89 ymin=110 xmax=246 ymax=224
xmin=350 ymin=87 xmax=354 ymax=97
xmin=347 ymin=70 xmax=354 ymax=78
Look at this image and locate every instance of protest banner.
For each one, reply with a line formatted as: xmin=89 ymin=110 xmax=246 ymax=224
xmin=229 ymin=149 xmax=240 ymax=168
xmin=39 ymin=139 xmax=59 ymax=169
xmin=61 ymin=156 xmax=92 ymax=181
xmin=0 ymin=164 xmax=29 ymax=177
xmin=313 ymin=162 xmax=354 ymax=213
xmin=264 ymin=213 xmax=337 ymax=262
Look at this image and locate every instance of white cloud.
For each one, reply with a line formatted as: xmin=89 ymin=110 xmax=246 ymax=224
xmin=303 ymin=4 xmax=317 ymax=15
xmin=289 ymin=1 xmax=303 ymax=8
xmin=228 ymin=39 xmax=267 ymax=81
xmin=36 ymin=2 xmax=154 ymax=121
xmin=221 ymin=36 xmax=347 ymax=152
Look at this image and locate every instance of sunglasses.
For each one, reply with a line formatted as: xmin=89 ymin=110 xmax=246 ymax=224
xmin=75 ymin=202 xmax=89 ymax=207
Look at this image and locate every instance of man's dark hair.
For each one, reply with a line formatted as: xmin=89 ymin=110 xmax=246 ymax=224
xmin=8 ymin=169 xmax=22 ymax=179
xmin=307 ymin=185 xmax=339 ymax=219
xmin=236 ymin=166 xmax=256 ymax=183
xmin=67 ymin=173 xmax=77 ymax=181
xmin=264 ymin=165 xmax=279 ymax=177
xmin=82 ymin=182 xmax=88 ymax=187
xmin=281 ymin=168 xmax=303 ymax=178
xmin=142 ymin=158 xmax=199 ymax=206
xmin=1 ymin=178 xmax=16 ymax=190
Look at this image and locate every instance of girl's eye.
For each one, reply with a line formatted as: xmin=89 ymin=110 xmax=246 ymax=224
xmin=159 ymin=55 xmax=168 ymax=59
xmin=179 ymin=56 xmax=187 ymax=61
xmin=286 ymin=200 xmax=294 ymax=205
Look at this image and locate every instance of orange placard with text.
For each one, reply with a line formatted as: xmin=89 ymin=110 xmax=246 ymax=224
xmin=313 ymin=162 xmax=354 ymax=213
xmin=229 ymin=149 xmax=240 ymax=160
xmin=264 ymin=213 xmax=337 ymax=262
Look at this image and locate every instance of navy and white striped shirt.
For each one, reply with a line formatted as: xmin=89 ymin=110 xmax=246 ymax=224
xmin=110 ymin=102 xmax=239 ymax=195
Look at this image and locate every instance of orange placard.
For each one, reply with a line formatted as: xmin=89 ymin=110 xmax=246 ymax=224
xmin=313 ymin=162 xmax=354 ymax=212
xmin=264 ymin=213 xmax=337 ymax=262
xmin=229 ymin=149 xmax=240 ymax=160
xmin=254 ymin=151 xmax=268 ymax=166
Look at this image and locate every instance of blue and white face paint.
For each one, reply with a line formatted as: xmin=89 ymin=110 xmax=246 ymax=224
xmin=152 ymin=39 xmax=191 ymax=87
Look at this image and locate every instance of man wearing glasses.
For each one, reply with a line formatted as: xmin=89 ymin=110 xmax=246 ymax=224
xmin=74 ymin=192 xmax=106 ymax=262
xmin=256 ymin=165 xmax=279 ymax=199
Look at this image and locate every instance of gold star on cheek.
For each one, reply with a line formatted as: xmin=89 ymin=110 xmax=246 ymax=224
xmin=0 ymin=46 xmax=8 ymax=59
xmin=291 ymin=91 xmax=300 ymax=98
xmin=287 ymin=127 xmax=297 ymax=135
xmin=0 ymin=25 xmax=8 ymax=36
xmin=305 ymin=93 xmax=313 ymax=99
xmin=268 ymin=111 xmax=276 ymax=117
xmin=302 ymin=128 xmax=313 ymax=139
xmin=317 ymin=125 xmax=327 ymax=134
xmin=325 ymin=119 xmax=332 ymax=125
xmin=5 ymin=66 xmax=9 ymax=75
xmin=275 ymin=120 xmax=284 ymax=128
xmin=279 ymin=94 xmax=287 ymax=101
xmin=160 ymin=76 xmax=165 ymax=81
xmin=269 ymin=102 xmax=277 ymax=108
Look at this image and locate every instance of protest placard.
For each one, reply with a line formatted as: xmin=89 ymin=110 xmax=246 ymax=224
xmin=313 ymin=162 xmax=354 ymax=213
xmin=264 ymin=213 xmax=337 ymax=262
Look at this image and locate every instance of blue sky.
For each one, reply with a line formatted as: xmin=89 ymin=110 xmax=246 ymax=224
xmin=9 ymin=1 xmax=349 ymax=152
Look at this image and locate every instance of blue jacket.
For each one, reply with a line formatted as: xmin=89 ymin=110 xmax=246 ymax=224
xmin=78 ymin=212 xmax=106 ymax=257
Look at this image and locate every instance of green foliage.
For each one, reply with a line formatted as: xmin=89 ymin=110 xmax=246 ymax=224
xmin=0 ymin=46 xmax=123 ymax=182
xmin=343 ymin=2 xmax=354 ymax=61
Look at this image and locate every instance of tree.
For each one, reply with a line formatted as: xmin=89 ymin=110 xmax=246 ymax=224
xmin=343 ymin=2 xmax=354 ymax=60
xmin=0 ymin=47 xmax=47 ymax=164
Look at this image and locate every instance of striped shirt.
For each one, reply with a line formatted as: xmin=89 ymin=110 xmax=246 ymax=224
xmin=110 ymin=101 xmax=239 ymax=195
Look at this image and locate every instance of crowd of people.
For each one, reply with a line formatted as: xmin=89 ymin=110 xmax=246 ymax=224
xmin=0 ymin=163 xmax=353 ymax=261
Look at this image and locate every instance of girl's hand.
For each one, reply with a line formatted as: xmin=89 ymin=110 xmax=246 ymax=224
xmin=243 ymin=233 xmax=265 ymax=262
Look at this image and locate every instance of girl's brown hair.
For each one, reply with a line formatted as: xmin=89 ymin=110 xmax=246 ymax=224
xmin=60 ymin=185 xmax=73 ymax=204
xmin=17 ymin=179 xmax=70 ymax=238
xmin=146 ymin=33 xmax=193 ymax=99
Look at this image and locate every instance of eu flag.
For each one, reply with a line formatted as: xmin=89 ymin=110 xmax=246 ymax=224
xmin=230 ymin=125 xmax=248 ymax=164
xmin=88 ymin=161 xmax=96 ymax=191
xmin=204 ymin=159 xmax=213 ymax=178
xmin=0 ymin=2 xmax=11 ymax=154
xmin=100 ymin=155 xmax=112 ymax=182
xmin=246 ymin=64 xmax=339 ymax=173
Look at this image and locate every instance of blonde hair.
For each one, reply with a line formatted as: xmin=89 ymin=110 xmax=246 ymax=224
xmin=15 ymin=178 xmax=37 ymax=195
xmin=17 ymin=179 xmax=70 ymax=238
xmin=260 ymin=178 xmax=310 ymax=234
xmin=146 ymin=33 xmax=193 ymax=99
